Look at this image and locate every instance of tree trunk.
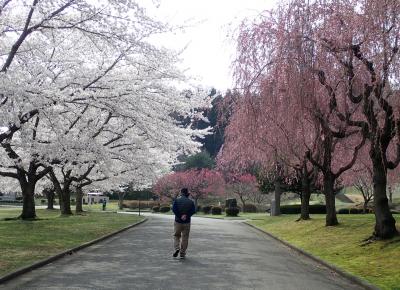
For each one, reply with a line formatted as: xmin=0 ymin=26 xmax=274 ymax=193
xmin=57 ymin=189 xmax=63 ymax=211
xmin=372 ymin=159 xmax=397 ymax=239
xmin=75 ymin=186 xmax=84 ymax=214
xmin=300 ymin=175 xmax=311 ymax=220
xmin=20 ymin=182 xmax=36 ymax=220
xmin=47 ymin=190 xmax=55 ymax=210
xmin=271 ymin=179 xmax=281 ymax=216
xmin=118 ymin=193 xmax=125 ymax=210
xmin=60 ymin=188 xmax=73 ymax=215
xmin=363 ymin=201 xmax=368 ymax=214
xmin=324 ymin=174 xmax=338 ymax=226
xmin=240 ymin=196 xmax=246 ymax=212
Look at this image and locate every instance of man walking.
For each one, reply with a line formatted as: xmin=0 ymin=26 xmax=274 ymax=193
xmin=172 ymin=188 xmax=195 ymax=259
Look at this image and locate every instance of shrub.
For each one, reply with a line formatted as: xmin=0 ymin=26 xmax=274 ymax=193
xmin=122 ymin=200 xmax=138 ymax=208
xmin=243 ymin=204 xmax=257 ymax=213
xmin=41 ymin=199 xmax=46 ymax=204
xmin=152 ymin=206 xmax=160 ymax=212
xmin=349 ymin=208 xmax=359 ymax=214
xmin=160 ymin=205 xmax=171 ymax=213
xmin=196 ymin=205 xmax=202 ymax=212
xmin=122 ymin=200 xmax=156 ymax=209
xmin=226 ymin=207 xmax=239 ymax=217
xmin=280 ymin=204 xmax=326 ymax=214
xmin=337 ymin=208 xmax=350 ymax=214
xmin=225 ymin=198 xmax=237 ymax=208
xmin=0 ymin=200 xmax=23 ymax=204
xmin=203 ymin=205 xmax=212 ymax=214
xmin=338 ymin=207 xmax=368 ymax=214
xmin=211 ymin=206 xmax=222 ymax=215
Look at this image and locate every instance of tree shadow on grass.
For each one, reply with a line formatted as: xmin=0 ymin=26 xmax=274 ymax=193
xmin=2 ymin=216 xmax=52 ymax=221
xmin=360 ymin=230 xmax=400 ymax=247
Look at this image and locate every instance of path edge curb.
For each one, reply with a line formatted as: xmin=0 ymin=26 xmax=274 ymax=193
xmin=0 ymin=217 xmax=148 ymax=284
xmin=244 ymin=222 xmax=380 ymax=290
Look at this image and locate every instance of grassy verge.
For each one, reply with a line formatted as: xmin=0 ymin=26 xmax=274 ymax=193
xmin=83 ymin=200 xmax=120 ymax=212
xmin=0 ymin=209 xmax=144 ymax=276
xmin=247 ymin=214 xmax=400 ymax=290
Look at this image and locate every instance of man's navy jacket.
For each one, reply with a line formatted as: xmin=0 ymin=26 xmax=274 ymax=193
xmin=172 ymin=195 xmax=196 ymax=224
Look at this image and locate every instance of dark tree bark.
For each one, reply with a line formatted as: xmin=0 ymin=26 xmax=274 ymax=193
xmin=49 ymin=170 xmax=73 ymax=215
xmin=75 ymin=186 xmax=84 ymax=214
xmin=0 ymin=136 xmax=50 ymax=220
xmin=60 ymin=185 xmax=73 ymax=215
xmin=323 ymin=173 xmax=338 ymax=226
xmin=42 ymin=185 xmax=55 ymax=210
xmin=371 ymin=156 xmax=397 ymax=238
xmin=239 ymin=196 xmax=246 ymax=212
xmin=297 ymin=158 xmax=320 ymax=221
xmin=19 ymin=177 xmax=37 ymax=220
xmin=307 ymin=111 xmax=365 ymax=227
xmin=335 ymin=44 xmax=398 ymax=239
xmin=271 ymin=179 xmax=282 ymax=216
xmin=14 ymin=166 xmax=50 ymax=219
xmin=46 ymin=190 xmax=55 ymax=210
xmin=300 ymin=173 xmax=311 ymax=220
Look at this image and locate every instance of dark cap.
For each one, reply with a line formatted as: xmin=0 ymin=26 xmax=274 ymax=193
xmin=181 ymin=188 xmax=189 ymax=196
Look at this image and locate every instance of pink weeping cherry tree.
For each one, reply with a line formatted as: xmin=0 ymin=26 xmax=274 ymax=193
xmin=220 ymin=1 xmax=366 ymax=225
xmin=153 ymin=169 xmax=225 ymax=208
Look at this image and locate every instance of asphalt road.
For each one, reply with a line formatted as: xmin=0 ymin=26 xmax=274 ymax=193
xmin=3 ymin=214 xmax=365 ymax=290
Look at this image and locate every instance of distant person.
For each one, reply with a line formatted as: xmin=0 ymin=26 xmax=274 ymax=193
xmin=172 ymin=188 xmax=196 ymax=259
xmin=102 ymin=198 xmax=107 ymax=211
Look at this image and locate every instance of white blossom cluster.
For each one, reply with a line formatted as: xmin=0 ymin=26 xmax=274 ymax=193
xmin=0 ymin=0 xmax=211 ymax=194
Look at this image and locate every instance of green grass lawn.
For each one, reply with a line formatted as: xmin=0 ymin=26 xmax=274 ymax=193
xmin=247 ymin=214 xmax=400 ymax=290
xmin=83 ymin=200 xmax=120 ymax=212
xmin=0 ymin=208 xmax=144 ymax=276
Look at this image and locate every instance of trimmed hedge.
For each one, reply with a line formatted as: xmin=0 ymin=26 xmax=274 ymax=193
xmin=280 ymin=204 xmax=326 ymax=214
xmin=122 ymin=200 xmax=159 ymax=209
xmin=203 ymin=205 xmax=212 ymax=214
xmin=160 ymin=205 xmax=171 ymax=213
xmin=337 ymin=208 xmax=350 ymax=214
xmin=225 ymin=198 xmax=238 ymax=208
xmin=0 ymin=200 xmax=23 ymax=204
xmin=349 ymin=208 xmax=359 ymax=214
xmin=338 ymin=207 xmax=371 ymax=214
xmin=152 ymin=206 xmax=160 ymax=212
xmin=226 ymin=207 xmax=239 ymax=217
xmin=211 ymin=206 xmax=222 ymax=215
xmin=243 ymin=204 xmax=257 ymax=213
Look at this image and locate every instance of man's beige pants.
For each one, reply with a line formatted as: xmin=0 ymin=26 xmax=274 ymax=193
xmin=174 ymin=222 xmax=191 ymax=255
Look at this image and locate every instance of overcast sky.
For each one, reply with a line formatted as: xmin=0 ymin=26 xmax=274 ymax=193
xmin=139 ymin=0 xmax=278 ymax=92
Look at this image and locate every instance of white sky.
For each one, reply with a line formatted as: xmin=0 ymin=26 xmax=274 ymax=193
xmin=139 ymin=0 xmax=278 ymax=92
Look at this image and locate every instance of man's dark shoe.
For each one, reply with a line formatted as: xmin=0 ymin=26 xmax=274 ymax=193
xmin=173 ymin=249 xmax=180 ymax=257
xmin=179 ymin=253 xmax=186 ymax=259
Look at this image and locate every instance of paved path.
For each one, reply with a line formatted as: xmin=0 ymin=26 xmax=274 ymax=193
xmin=3 ymin=214 xmax=364 ymax=290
